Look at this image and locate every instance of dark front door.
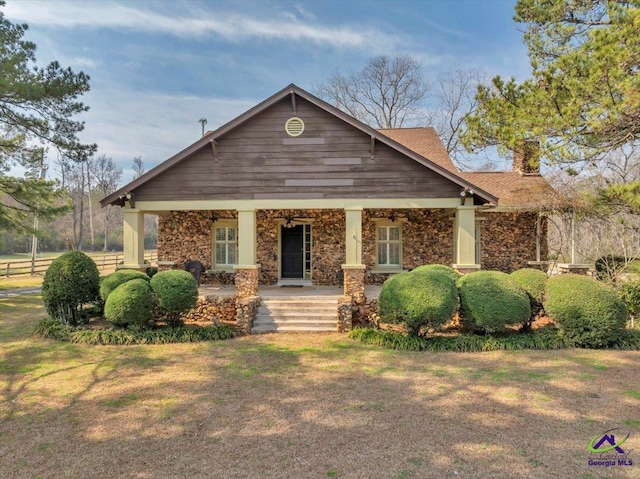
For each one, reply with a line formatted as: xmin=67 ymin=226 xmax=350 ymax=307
xmin=281 ymin=225 xmax=304 ymax=279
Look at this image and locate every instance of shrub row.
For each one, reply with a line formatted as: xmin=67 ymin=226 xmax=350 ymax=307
xmin=102 ymin=269 xmax=199 ymax=328
xmin=42 ymin=252 xmax=202 ymax=332
xmin=377 ymin=265 xmax=632 ymax=349
xmin=34 ymin=318 xmax=235 ymax=345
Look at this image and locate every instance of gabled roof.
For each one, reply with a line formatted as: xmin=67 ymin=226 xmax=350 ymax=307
xmin=460 ymin=172 xmax=564 ymax=210
xmin=377 ymin=127 xmax=457 ymax=172
xmin=101 ymin=83 xmax=497 ymax=207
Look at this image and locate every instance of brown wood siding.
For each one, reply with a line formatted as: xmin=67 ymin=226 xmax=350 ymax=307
xmin=133 ymin=97 xmax=461 ymax=201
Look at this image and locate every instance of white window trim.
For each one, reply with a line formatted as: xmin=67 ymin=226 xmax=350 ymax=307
xmin=373 ymin=220 xmax=403 ymax=273
xmin=212 ymin=219 xmax=238 ymax=272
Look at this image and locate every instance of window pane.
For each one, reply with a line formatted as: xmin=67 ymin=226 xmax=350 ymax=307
xmin=215 ymin=227 xmax=226 ymax=241
xmin=227 ymin=227 xmax=236 ymax=241
xmin=378 ymin=227 xmax=387 ymax=241
xmin=228 ymin=244 xmax=236 ymax=264
xmin=389 ymin=227 xmax=400 ymax=241
xmin=389 ymin=243 xmax=400 ymax=265
xmin=378 ymin=245 xmax=387 ymax=265
xmin=215 ymin=243 xmax=226 ymax=264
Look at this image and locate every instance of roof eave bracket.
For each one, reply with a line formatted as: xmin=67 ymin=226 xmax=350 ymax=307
xmin=210 ymin=139 xmax=218 ymax=163
xmin=290 ymin=91 xmax=297 ymax=116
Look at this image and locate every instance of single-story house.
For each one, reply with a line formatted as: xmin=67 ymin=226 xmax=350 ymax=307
xmin=100 ymin=84 xmax=556 ymax=324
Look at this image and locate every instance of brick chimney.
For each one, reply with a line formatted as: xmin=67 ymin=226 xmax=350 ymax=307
xmin=513 ymin=141 xmax=540 ymax=175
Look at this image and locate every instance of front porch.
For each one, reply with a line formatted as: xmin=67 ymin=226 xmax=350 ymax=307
xmin=119 ymin=203 xmax=545 ymax=334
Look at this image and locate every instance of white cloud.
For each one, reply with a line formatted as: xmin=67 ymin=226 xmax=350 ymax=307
xmin=4 ymin=1 xmax=399 ymax=50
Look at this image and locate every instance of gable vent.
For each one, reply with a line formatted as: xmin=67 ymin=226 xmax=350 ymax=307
xmin=285 ymin=117 xmax=305 ymax=137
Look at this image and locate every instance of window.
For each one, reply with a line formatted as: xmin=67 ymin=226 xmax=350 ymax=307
xmin=212 ymin=221 xmax=237 ymax=269
xmin=377 ymin=225 xmax=401 ymax=267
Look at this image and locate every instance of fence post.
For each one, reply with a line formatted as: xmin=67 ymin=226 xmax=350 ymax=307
xmin=5 ymin=263 xmax=9 ymax=277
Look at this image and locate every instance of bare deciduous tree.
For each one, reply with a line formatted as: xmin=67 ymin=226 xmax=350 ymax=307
xmin=92 ymin=154 xmax=123 ymax=251
xmin=427 ymin=69 xmax=497 ymax=170
xmin=315 ymin=54 xmax=429 ymax=129
xmin=132 ymin=156 xmax=145 ymax=180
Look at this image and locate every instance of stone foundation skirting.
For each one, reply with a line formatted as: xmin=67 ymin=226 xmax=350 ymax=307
xmin=181 ymin=296 xmax=236 ymax=323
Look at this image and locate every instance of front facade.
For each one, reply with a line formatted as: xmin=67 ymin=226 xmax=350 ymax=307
xmin=102 ymin=84 xmax=553 ymax=322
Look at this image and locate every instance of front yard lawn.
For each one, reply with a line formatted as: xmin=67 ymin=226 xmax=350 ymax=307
xmin=1 ymin=295 xmax=639 ymax=478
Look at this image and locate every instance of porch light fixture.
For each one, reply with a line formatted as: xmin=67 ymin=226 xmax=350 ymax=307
xmin=210 ymin=212 xmax=218 ymax=222
xmin=283 ymin=216 xmax=295 ymax=228
xmin=460 ymin=187 xmax=474 ymax=205
xmin=388 ymin=212 xmax=397 ymax=222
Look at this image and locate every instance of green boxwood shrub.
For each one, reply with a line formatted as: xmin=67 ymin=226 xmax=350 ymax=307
xmin=618 ymin=280 xmax=640 ymax=326
xmin=99 ymin=269 xmax=150 ymax=302
xmin=150 ymin=269 xmax=199 ymax=325
xmin=104 ymin=278 xmax=154 ymax=328
xmin=378 ymin=269 xmax=458 ymax=335
xmin=510 ymin=268 xmax=548 ymax=327
xmin=457 ymin=270 xmax=531 ymax=333
xmin=411 ymin=264 xmax=461 ymax=283
xmin=544 ymin=274 xmax=628 ymax=348
xmin=42 ymin=251 xmax=100 ymax=325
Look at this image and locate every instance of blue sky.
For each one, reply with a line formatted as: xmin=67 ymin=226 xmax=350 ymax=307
xmin=4 ymin=0 xmax=530 ymax=182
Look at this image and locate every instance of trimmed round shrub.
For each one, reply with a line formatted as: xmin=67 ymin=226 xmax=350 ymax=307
xmin=510 ymin=268 xmax=548 ymax=326
xmin=104 ymin=278 xmax=154 ymax=328
xmin=457 ymin=270 xmax=531 ymax=333
xmin=378 ymin=269 xmax=458 ymax=335
xmin=99 ymin=269 xmax=150 ymax=302
xmin=545 ymin=274 xmax=628 ymax=348
xmin=411 ymin=264 xmax=461 ymax=284
xmin=42 ymin=251 xmax=100 ymax=325
xmin=150 ymin=269 xmax=199 ymax=325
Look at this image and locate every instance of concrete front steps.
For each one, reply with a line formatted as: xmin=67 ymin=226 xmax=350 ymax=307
xmin=251 ymin=296 xmax=341 ymax=333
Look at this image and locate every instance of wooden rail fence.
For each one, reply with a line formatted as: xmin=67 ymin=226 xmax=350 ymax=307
xmin=1 ymin=251 xmax=158 ymax=277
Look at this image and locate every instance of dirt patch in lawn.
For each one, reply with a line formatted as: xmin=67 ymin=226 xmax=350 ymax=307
xmin=1 ymin=296 xmax=639 ymax=478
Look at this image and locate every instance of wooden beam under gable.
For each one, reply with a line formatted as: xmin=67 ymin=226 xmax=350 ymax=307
xmin=290 ymin=90 xmax=297 ymax=116
xmin=370 ymin=136 xmax=376 ymax=161
xmin=210 ymin=139 xmax=218 ymax=163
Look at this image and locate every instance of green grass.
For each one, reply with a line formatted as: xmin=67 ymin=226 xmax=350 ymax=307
xmin=2 ymin=294 xmax=640 ymax=479
xmin=0 ymin=277 xmax=44 ymax=290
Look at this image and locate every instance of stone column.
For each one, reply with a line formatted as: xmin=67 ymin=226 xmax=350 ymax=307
xmin=452 ymin=202 xmax=480 ymax=274
xmin=234 ymin=267 xmax=260 ymax=299
xmin=121 ymin=209 xmax=145 ymax=269
xmin=342 ymin=265 xmax=365 ymax=304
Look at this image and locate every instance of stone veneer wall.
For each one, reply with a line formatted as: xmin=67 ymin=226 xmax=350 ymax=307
xmin=481 ymin=212 xmax=548 ymax=272
xmin=362 ymin=209 xmax=453 ymax=285
xmin=157 ymin=208 xmax=546 ymax=285
xmin=256 ymin=209 xmax=345 ymax=285
xmin=157 ymin=210 xmax=236 ymax=284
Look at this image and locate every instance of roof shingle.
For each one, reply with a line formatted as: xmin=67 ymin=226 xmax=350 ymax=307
xmin=379 ymin=127 xmax=562 ymax=210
